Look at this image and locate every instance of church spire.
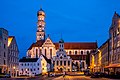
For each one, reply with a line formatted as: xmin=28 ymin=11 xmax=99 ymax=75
xmin=36 ymin=7 xmax=46 ymax=41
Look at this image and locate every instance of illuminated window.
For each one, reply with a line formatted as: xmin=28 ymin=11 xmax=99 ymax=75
xmin=117 ymin=41 xmax=120 ymax=47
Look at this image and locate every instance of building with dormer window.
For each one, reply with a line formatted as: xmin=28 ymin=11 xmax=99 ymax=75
xmin=52 ymin=39 xmax=72 ymax=72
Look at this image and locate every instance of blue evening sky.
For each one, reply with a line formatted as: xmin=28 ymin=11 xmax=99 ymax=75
xmin=0 ymin=0 xmax=120 ymax=58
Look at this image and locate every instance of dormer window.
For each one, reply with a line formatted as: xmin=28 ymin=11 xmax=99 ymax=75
xmin=59 ymin=49 xmax=61 ymax=51
xmin=69 ymin=51 xmax=71 ymax=55
xmin=81 ymin=51 xmax=83 ymax=55
xmin=75 ymin=51 xmax=77 ymax=55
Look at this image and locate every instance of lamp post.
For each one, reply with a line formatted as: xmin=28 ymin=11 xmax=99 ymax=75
xmin=13 ymin=66 xmax=15 ymax=77
xmin=94 ymin=64 xmax=96 ymax=72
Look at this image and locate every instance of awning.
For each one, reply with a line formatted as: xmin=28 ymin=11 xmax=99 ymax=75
xmin=105 ymin=64 xmax=120 ymax=68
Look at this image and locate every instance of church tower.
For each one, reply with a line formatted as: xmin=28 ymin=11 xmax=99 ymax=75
xmin=36 ymin=7 xmax=46 ymax=41
xmin=59 ymin=38 xmax=64 ymax=51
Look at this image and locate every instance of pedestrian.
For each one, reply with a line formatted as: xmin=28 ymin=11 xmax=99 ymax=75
xmin=63 ymin=71 xmax=65 ymax=78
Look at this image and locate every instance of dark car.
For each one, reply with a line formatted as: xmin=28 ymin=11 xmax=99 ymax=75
xmin=91 ymin=72 xmax=103 ymax=78
xmin=0 ymin=73 xmax=11 ymax=78
xmin=84 ymin=71 xmax=92 ymax=76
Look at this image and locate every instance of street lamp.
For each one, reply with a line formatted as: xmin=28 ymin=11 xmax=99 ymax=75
xmin=94 ymin=65 xmax=96 ymax=72
xmin=13 ymin=66 xmax=16 ymax=77
xmin=13 ymin=66 xmax=15 ymax=69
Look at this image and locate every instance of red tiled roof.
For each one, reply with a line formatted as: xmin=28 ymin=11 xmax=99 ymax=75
xmin=54 ymin=42 xmax=97 ymax=49
xmin=28 ymin=41 xmax=97 ymax=50
xmin=19 ymin=57 xmax=39 ymax=62
xmin=28 ymin=40 xmax=45 ymax=50
xmin=68 ymin=55 xmax=87 ymax=60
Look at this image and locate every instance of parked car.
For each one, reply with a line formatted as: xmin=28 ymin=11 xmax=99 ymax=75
xmin=0 ymin=73 xmax=11 ymax=78
xmin=84 ymin=71 xmax=92 ymax=76
xmin=109 ymin=72 xmax=120 ymax=79
xmin=50 ymin=73 xmax=55 ymax=77
xmin=91 ymin=72 xmax=103 ymax=78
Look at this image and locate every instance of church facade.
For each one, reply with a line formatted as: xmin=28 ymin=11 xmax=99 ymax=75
xmin=27 ymin=8 xmax=98 ymax=71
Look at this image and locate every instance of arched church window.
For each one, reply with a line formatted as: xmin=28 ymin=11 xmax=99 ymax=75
xmin=75 ymin=51 xmax=77 ymax=55
xmin=87 ymin=51 xmax=89 ymax=54
xmin=69 ymin=51 xmax=71 ymax=55
xmin=50 ymin=49 xmax=52 ymax=58
xmin=81 ymin=51 xmax=83 ymax=55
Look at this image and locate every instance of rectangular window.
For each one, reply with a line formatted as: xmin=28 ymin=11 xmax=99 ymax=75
xmin=64 ymin=61 xmax=66 ymax=66
xmin=0 ymin=42 xmax=1 ymax=47
xmin=60 ymin=61 xmax=62 ymax=66
xmin=53 ymin=61 xmax=55 ymax=66
xmin=50 ymin=49 xmax=52 ymax=58
xmin=4 ymin=52 xmax=5 ymax=57
xmin=4 ymin=60 xmax=6 ymax=65
xmin=57 ymin=61 xmax=59 ymax=65
xmin=68 ymin=61 xmax=70 ymax=66
xmin=4 ymin=44 xmax=6 ymax=49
